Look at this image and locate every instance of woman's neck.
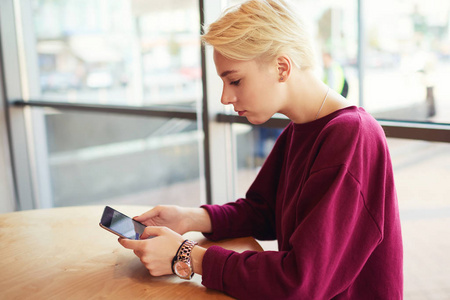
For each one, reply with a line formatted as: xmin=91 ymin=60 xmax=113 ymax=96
xmin=279 ymin=69 xmax=350 ymax=124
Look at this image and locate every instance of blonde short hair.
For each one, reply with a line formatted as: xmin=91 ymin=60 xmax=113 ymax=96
xmin=201 ymin=0 xmax=316 ymax=70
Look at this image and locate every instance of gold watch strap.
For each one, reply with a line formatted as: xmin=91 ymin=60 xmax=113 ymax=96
xmin=173 ymin=240 xmax=198 ymax=279
xmin=177 ymin=240 xmax=198 ymax=264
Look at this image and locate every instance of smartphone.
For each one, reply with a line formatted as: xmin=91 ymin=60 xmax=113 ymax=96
xmin=99 ymin=206 xmax=147 ymax=240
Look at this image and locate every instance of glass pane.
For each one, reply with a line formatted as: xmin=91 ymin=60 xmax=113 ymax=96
xmin=32 ymin=0 xmax=201 ymax=108
xmin=43 ymin=110 xmax=202 ymax=207
xmin=365 ymin=0 xmax=450 ymax=123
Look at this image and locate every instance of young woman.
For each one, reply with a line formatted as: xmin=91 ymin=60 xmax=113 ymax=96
xmin=119 ymin=1 xmax=403 ymax=299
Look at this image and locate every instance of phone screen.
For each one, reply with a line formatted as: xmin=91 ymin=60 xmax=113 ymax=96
xmin=100 ymin=206 xmax=147 ymax=240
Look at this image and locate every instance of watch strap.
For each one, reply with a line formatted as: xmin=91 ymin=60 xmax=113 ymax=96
xmin=172 ymin=239 xmax=198 ymax=279
xmin=171 ymin=239 xmax=188 ymax=274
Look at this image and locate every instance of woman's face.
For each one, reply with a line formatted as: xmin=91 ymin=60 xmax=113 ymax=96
xmin=213 ymin=50 xmax=284 ymax=125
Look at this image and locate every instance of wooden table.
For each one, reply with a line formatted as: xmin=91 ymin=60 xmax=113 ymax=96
xmin=0 ymin=205 xmax=263 ymax=299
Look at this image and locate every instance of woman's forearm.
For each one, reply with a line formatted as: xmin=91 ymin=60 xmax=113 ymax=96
xmin=191 ymin=245 xmax=207 ymax=275
xmin=184 ymin=207 xmax=212 ymax=233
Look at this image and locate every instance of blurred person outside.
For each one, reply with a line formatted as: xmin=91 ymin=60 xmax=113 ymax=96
xmin=322 ymin=52 xmax=349 ymax=98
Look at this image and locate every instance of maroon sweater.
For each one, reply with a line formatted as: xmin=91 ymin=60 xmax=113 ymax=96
xmin=201 ymin=107 xmax=403 ymax=299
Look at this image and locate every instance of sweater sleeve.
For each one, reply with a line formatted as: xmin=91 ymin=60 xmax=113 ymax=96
xmin=201 ymin=126 xmax=290 ymax=241
xmin=201 ymin=165 xmax=383 ymax=300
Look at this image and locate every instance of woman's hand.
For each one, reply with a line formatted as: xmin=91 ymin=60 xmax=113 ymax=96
xmin=120 ymin=206 xmax=212 ymax=277
xmin=133 ymin=205 xmax=212 ymax=235
xmin=118 ymin=226 xmax=184 ymax=276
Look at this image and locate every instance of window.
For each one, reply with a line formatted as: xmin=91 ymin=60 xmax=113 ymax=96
xmin=2 ymin=0 xmax=205 ymax=209
xmin=32 ymin=0 xmax=201 ymax=108
xmin=43 ymin=110 xmax=202 ymax=208
xmin=1 ymin=1 xmax=449 ymax=209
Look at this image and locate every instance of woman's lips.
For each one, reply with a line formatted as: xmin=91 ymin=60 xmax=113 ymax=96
xmin=238 ymin=110 xmax=247 ymax=116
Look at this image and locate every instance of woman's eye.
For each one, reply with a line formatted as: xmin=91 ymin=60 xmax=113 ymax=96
xmin=230 ymin=79 xmax=241 ymax=86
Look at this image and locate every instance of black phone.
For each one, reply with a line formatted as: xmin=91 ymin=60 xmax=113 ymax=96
xmin=99 ymin=206 xmax=147 ymax=240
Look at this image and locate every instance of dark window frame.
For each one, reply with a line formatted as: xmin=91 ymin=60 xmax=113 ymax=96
xmin=216 ymin=113 xmax=450 ymax=143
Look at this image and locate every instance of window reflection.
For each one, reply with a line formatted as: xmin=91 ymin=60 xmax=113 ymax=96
xmin=32 ymin=0 xmax=201 ymax=107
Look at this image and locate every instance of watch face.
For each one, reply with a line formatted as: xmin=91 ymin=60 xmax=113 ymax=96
xmin=174 ymin=261 xmax=191 ymax=278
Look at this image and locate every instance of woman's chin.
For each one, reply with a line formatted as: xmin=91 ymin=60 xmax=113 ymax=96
xmin=247 ymin=116 xmax=270 ymax=125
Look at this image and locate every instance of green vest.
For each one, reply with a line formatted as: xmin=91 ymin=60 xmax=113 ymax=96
xmin=323 ymin=62 xmax=345 ymax=94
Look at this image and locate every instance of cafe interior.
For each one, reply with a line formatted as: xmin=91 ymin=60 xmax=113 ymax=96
xmin=1 ymin=0 xmax=449 ymax=298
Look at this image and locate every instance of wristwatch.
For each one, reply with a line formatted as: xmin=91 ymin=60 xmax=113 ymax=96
xmin=172 ymin=240 xmax=198 ymax=280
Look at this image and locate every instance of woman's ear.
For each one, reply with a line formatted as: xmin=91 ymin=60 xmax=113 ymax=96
xmin=277 ymin=55 xmax=292 ymax=82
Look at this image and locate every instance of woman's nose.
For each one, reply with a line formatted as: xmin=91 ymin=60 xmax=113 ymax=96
xmin=221 ymin=87 xmax=236 ymax=105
